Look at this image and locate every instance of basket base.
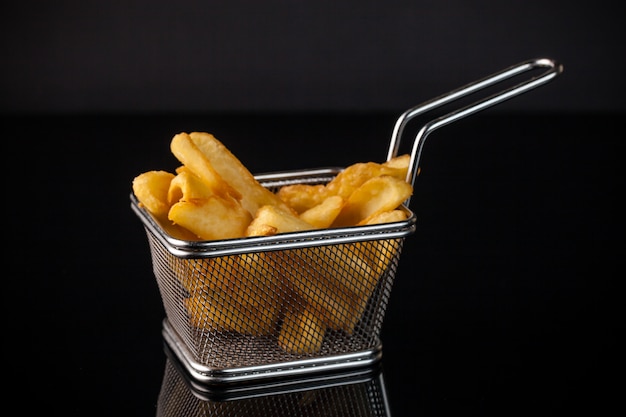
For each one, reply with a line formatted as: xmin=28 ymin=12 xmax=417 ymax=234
xmin=162 ymin=318 xmax=383 ymax=386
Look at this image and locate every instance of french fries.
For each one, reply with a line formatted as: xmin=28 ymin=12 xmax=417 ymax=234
xmin=183 ymin=132 xmax=294 ymax=216
xmin=245 ymin=205 xmax=314 ymax=237
xmin=132 ymin=170 xmax=175 ymax=218
xmin=330 ymin=175 xmax=413 ymax=227
xmin=278 ymin=302 xmax=326 ymax=354
xmin=133 ymin=131 xmax=413 ymax=354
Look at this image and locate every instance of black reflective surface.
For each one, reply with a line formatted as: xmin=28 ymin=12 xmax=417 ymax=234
xmin=7 ymin=112 xmax=622 ymax=416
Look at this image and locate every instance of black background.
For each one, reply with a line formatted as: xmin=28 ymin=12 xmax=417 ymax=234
xmin=1 ymin=0 xmax=625 ymax=114
xmin=3 ymin=2 xmax=624 ymax=416
xmin=7 ymin=110 xmax=623 ymax=416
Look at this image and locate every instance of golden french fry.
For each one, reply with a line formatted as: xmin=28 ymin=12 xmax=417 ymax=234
xmin=331 ymin=175 xmax=413 ymax=227
xmin=234 ymin=253 xmax=285 ymax=309
xmin=245 ymin=205 xmax=314 ymax=237
xmin=132 ymin=170 xmax=176 ymax=217
xmin=382 ymin=153 xmax=410 ymax=173
xmin=167 ymin=169 xmax=214 ymax=205
xmin=159 ymin=220 xmax=203 ymax=241
xmin=310 ymin=244 xmax=378 ymax=333
xmin=173 ymin=256 xmax=243 ymax=295
xmin=187 ymin=132 xmax=295 ymax=216
xmin=133 ymin=170 xmax=200 ymax=239
xmin=353 ymin=210 xmax=408 ymax=294
xmin=276 ymin=183 xmax=327 ymax=214
xmin=278 ymin=302 xmax=326 ymax=354
xmin=298 ymin=195 xmax=344 ymax=229
xmin=322 ymin=244 xmax=377 ymax=297
xmin=168 ymin=195 xmax=252 ymax=240
xmin=324 ymin=162 xmax=381 ymax=200
xmin=324 ymin=158 xmax=409 ymax=200
xmin=178 ymin=253 xmax=285 ymax=335
xmin=170 ymin=132 xmax=241 ymax=200
xmin=358 ymin=208 xmax=408 ymax=226
xmin=342 ymin=212 xmax=408 ymax=318
xmin=184 ymin=291 xmax=279 ymax=336
xmin=335 ymin=213 xmax=407 ymax=321
xmin=277 ymin=250 xmax=362 ymax=332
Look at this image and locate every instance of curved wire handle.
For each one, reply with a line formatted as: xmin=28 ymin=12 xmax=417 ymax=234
xmin=387 ymin=58 xmax=563 ymax=204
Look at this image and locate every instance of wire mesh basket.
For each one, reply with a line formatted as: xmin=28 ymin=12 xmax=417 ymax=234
xmin=131 ymin=169 xmax=414 ymax=384
xmin=131 ymin=58 xmax=562 ymax=385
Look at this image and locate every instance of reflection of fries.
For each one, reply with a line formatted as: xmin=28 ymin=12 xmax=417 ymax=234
xmin=133 ymin=132 xmax=413 ymax=353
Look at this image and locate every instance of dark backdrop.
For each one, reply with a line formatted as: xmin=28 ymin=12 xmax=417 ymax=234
xmin=3 ymin=2 xmax=624 ymax=415
xmin=1 ymin=0 xmax=624 ymax=114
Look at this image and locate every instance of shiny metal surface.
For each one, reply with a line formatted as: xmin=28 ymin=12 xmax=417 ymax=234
xmin=386 ymin=58 xmax=563 ymax=194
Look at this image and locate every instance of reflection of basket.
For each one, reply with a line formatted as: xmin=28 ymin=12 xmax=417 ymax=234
xmin=132 ymin=58 xmax=562 ymax=384
xmin=157 ymin=344 xmax=391 ymax=417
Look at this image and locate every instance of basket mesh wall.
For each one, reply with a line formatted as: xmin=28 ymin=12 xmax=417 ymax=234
xmin=146 ymin=229 xmax=404 ymax=370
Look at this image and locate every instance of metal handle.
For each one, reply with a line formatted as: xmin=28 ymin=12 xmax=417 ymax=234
xmin=387 ymin=58 xmax=563 ymax=197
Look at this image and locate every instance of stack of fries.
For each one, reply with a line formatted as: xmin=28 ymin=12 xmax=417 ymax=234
xmin=133 ymin=132 xmax=413 ymax=354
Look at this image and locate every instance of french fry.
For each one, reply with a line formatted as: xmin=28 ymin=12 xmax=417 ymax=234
xmin=245 ymin=208 xmax=364 ymax=333
xmin=132 ymin=170 xmax=176 ymax=217
xmin=278 ymin=302 xmax=326 ymax=354
xmin=298 ymin=195 xmax=344 ymax=229
xmin=133 ymin=170 xmax=201 ymax=240
xmin=382 ymin=153 xmax=411 ymax=173
xmin=333 ymin=211 xmax=407 ymax=325
xmin=276 ymin=183 xmax=326 ymax=214
xmin=184 ymin=291 xmax=279 ymax=336
xmin=173 ymin=256 xmax=243 ymax=295
xmin=357 ymin=209 xmax=407 ymax=280
xmin=277 ymin=250 xmax=362 ymax=332
xmin=324 ymin=159 xmax=409 ymax=200
xmin=179 ymin=253 xmax=284 ymax=335
xmin=309 ymin=244 xmax=379 ymax=333
xmin=234 ymin=253 xmax=286 ymax=311
xmin=187 ymin=132 xmax=295 ymax=216
xmin=358 ymin=208 xmax=408 ymax=226
xmin=167 ymin=169 xmax=214 ymax=204
xmin=246 ymin=205 xmax=314 ymax=237
xmin=168 ymin=195 xmax=252 ymax=240
xmin=331 ymin=175 xmax=413 ymax=227
xmin=159 ymin=220 xmax=203 ymax=241
xmin=170 ymin=133 xmax=241 ymax=200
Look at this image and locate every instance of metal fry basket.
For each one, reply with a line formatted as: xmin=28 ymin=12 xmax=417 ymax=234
xmin=131 ymin=58 xmax=562 ymax=385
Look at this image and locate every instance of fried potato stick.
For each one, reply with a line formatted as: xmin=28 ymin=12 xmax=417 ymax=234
xmin=187 ymin=132 xmax=295 ymax=216
xmin=170 ymin=133 xmax=241 ymax=200
xmin=331 ymin=175 xmax=413 ymax=227
xmin=132 ymin=170 xmax=175 ymax=217
xmin=278 ymin=302 xmax=326 ymax=354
